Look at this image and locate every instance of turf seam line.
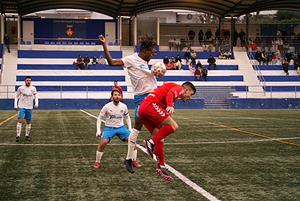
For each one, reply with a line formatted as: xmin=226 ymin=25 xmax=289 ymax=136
xmin=0 ymin=114 xmax=18 ymax=126
xmin=2 ymin=137 xmax=300 ymax=146
xmin=80 ymin=109 xmax=221 ymax=201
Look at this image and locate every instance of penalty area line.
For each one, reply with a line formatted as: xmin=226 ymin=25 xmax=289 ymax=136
xmin=80 ymin=109 xmax=221 ymax=201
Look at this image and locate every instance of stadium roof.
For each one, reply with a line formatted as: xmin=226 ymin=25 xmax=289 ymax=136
xmin=1 ymin=0 xmax=300 ymax=18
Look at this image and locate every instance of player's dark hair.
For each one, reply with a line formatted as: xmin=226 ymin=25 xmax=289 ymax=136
xmin=182 ymin=81 xmax=196 ymax=94
xmin=140 ymin=37 xmax=157 ymax=51
xmin=25 ymin=76 xmax=32 ymax=80
xmin=111 ymin=89 xmax=121 ymax=97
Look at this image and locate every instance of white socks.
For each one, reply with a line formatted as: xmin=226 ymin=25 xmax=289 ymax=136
xmin=16 ymin=123 xmax=22 ymax=137
xmin=96 ymin=151 xmax=103 ymax=163
xmin=126 ymin=128 xmax=139 ymax=160
xmin=25 ymin=124 xmax=31 ymax=137
xmin=133 ymin=149 xmax=137 ymax=161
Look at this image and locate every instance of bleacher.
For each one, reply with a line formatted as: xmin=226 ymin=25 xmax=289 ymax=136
xmin=255 ymin=64 xmax=300 ymax=95
xmin=17 ymin=49 xmax=246 ymax=105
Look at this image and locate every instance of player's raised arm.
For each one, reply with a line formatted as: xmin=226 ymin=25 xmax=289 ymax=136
xmin=99 ymin=35 xmax=124 ymax=66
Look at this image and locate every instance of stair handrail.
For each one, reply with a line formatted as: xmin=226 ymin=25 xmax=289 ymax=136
xmin=247 ymin=52 xmax=266 ymax=94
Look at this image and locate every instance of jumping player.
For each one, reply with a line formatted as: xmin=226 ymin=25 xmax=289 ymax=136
xmin=94 ymin=90 xmax=141 ymax=169
xmin=140 ymin=82 xmax=196 ymax=181
xmin=99 ymin=35 xmax=159 ymax=173
xmin=14 ymin=76 xmax=38 ymax=142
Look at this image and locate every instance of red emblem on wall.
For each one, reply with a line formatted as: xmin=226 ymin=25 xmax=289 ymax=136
xmin=66 ymin=26 xmax=74 ymax=37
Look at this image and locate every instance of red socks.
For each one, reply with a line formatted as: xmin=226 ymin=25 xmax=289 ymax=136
xmin=151 ymin=125 xmax=175 ymax=144
xmin=154 ymin=141 xmax=165 ymax=166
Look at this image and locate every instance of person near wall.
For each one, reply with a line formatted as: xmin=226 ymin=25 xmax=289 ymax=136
xmin=207 ymin=55 xmax=216 ymax=70
xmin=4 ymin=34 xmax=10 ymax=53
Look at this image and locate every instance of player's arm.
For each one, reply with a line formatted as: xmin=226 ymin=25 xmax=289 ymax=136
xmin=99 ymin=35 xmax=124 ymax=66
xmin=34 ymin=88 xmax=39 ymax=108
xmin=96 ymin=107 xmax=106 ymax=137
xmin=14 ymin=88 xmax=21 ymax=110
xmin=124 ymin=108 xmax=132 ymax=132
xmin=165 ymin=86 xmax=182 ymax=114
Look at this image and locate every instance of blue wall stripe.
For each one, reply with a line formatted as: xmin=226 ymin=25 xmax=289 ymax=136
xmin=157 ymin=75 xmax=243 ymax=82
xmin=16 ymin=76 xmax=125 ymax=81
xmin=17 ymin=64 xmax=124 ymax=70
xmin=18 ymin=50 xmax=122 ymax=58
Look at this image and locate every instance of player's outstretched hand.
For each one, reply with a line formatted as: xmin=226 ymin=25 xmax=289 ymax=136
xmin=99 ymin=35 xmax=106 ymax=44
xmin=165 ymin=106 xmax=175 ymax=114
xmin=15 ymin=107 xmax=19 ymax=111
xmin=96 ymin=132 xmax=102 ymax=138
xmin=34 ymin=105 xmax=38 ymax=109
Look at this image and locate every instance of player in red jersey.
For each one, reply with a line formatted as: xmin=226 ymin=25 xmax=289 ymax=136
xmin=139 ymin=81 xmax=196 ymax=181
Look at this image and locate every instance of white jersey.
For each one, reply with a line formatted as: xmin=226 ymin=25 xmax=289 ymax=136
xmin=15 ymin=85 xmax=38 ymax=109
xmin=99 ymin=102 xmax=129 ymax=128
xmin=122 ymin=53 xmax=157 ymax=96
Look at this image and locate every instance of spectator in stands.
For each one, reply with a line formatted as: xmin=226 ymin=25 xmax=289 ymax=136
xmin=98 ymin=55 xmax=106 ymax=65
xmin=84 ymin=55 xmax=90 ymax=69
xmin=4 ymin=33 xmax=10 ymax=53
xmin=201 ymin=66 xmax=208 ymax=81
xmin=196 ymin=60 xmax=202 ymax=69
xmin=194 ymin=66 xmax=201 ymax=81
xmin=239 ymin=29 xmax=246 ymax=47
xmin=255 ymin=50 xmax=266 ymax=65
xmin=282 ymin=59 xmax=289 ymax=76
xmin=175 ymin=55 xmax=182 ymax=70
xmin=184 ymin=47 xmax=191 ymax=64
xmin=205 ymin=29 xmax=212 ymax=41
xmin=163 ymin=56 xmax=169 ymax=65
xmin=73 ymin=55 xmax=85 ymax=70
xmin=198 ymin=30 xmax=204 ymax=45
xmin=191 ymin=49 xmax=197 ymax=65
xmin=112 ymin=81 xmax=123 ymax=100
xmin=233 ymin=30 xmax=238 ymax=47
xmin=285 ymin=51 xmax=293 ymax=63
xmin=294 ymin=54 xmax=300 ymax=75
xmin=188 ymin=30 xmax=196 ymax=45
xmin=207 ymin=55 xmax=216 ymax=70
xmin=92 ymin=56 xmax=98 ymax=65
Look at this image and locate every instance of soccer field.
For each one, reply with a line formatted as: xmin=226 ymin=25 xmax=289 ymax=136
xmin=0 ymin=110 xmax=299 ymax=201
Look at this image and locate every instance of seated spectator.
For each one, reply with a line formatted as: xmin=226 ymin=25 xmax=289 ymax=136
xmin=92 ymin=56 xmax=98 ymax=65
xmin=285 ymin=51 xmax=293 ymax=63
xmin=255 ymin=50 xmax=266 ymax=65
xmin=194 ymin=66 xmax=201 ymax=81
xmin=201 ymin=66 xmax=208 ymax=81
xmin=282 ymin=59 xmax=289 ymax=76
xmin=175 ymin=55 xmax=182 ymax=70
xmin=166 ymin=57 xmax=176 ymax=70
xmin=163 ymin=56 xmax=169 ymax=65
xmin=207 ymin=55 xmax=216 ymax=70
xmin=294 ymin=54 xmax=300 ymax=75
xmin=84 ymin=55 xmax=90 ymax=68
xmin=184 ymin=47 xmax=191 ymax=64
xmin=191 ymin=49 xmax=197 ymax=65
xmin=98 ymin=55 xmax=107 ymax=65
xmin=196 ymin=60 xmax=202 ymax=69
xmin=73 ymin=55 xmax=85 ymax=70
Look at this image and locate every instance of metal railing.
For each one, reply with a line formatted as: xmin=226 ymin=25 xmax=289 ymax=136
xmin=1 ymin=85 xmax=299 ymax=99
xmin=247 ymin=51 xmax=266 ymax=94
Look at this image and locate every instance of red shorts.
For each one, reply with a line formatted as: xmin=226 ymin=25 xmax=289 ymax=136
xmin=138 ymin=99 xmax=170 ymax=134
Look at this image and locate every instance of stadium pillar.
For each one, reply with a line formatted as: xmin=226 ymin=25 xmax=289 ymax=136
xmin=246 ymin=14 xmax=249 ymax=49
xmin=156 ymin=17 xmax=160 ymax=45
xmin=17 ymin=15 xmax=21 ymax=45
xmin=118 ymin=16 xmax=122 ymax=46
xmin=230 ymin=17 xmax=235 ymax=50
xmin=0 ymin=14 xmax=4 ymax=43
xmin=133 ymin=16 xmax=137 ymax=46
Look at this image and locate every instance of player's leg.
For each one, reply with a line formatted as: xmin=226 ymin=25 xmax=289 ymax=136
xmin=16 ymin=108 xmax=25 ymax=142
xmin=117 ymin=126 xmax=142 ymax=169
xmin=25 ymin=109 xmax=33 ymax=141
xmin=124 ymin=95 xmax=147 ymax=172
xmin=94 ymin=127 xmax=113 ymax=169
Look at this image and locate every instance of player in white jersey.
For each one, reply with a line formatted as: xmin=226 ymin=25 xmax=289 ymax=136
xmin=14 ymin=76 xmax=38 ymax=142
xmin=94 ymin=89 xmax=141 ymax=169
xmin=99 ymin=35 xmax=160 ymax=173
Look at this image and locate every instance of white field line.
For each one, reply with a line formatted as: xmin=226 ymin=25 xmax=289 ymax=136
xmin=80 ymin=110 xmax=218 ymax=201
xmin=1 ymin=137 xmax=300 ymax=147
